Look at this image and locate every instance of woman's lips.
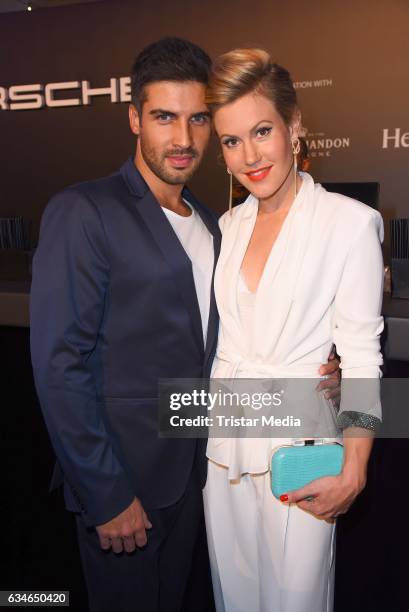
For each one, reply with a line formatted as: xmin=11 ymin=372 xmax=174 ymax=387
xmin=245 ymin=166 xmax=272 ymax=182
xmin=167 ymin=156 xmax=194 ymax=169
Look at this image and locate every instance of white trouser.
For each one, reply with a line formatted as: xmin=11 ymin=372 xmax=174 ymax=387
xmin=203 ymin=460 xmax=336 ymax=612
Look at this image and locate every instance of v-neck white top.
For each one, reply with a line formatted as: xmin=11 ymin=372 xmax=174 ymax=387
xmin=162 ymin=201 xmax=214 ymax=345
xmin=237 ymin=272 xmax=256 ymax=360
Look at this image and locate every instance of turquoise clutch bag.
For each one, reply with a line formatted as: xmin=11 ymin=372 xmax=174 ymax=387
xmin=270 ymin=441 xmax=344 ymax=499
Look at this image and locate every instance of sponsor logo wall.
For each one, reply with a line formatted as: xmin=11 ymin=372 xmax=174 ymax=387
xmin=305 ymin=132 xmax=350 ymax=159
xmin=382 ymin=129 xmax=409 ymax=149
xmin=0 ymin=78 xmax=131 ymax=110
xmin=0 ymin=0 xmax=408 ymax=248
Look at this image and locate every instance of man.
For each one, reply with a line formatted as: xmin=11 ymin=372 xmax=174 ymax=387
xmin=30 ymin=38 xmax=338 ymax=612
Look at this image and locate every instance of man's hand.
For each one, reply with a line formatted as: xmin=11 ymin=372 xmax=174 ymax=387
xmin=317 ymin=349 xmax=341 ymax=403
xmin=96 ymin=498 xmax=152 ymax=553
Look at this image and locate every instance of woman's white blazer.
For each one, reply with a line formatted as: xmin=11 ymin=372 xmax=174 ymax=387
xmin=207 ymin=172 xmax=384 ymax=477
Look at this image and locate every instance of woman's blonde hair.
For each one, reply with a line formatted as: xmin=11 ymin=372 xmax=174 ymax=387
xmin=206 ymin=48 xmax=298 ymax=126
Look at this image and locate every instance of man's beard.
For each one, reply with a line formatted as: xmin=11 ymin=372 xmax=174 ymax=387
xmin=140 ymin=137 xmax=200 ymax=185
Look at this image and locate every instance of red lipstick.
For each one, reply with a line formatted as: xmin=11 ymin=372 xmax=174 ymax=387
xmin=245 ymin=166 xmax=272 ymax=182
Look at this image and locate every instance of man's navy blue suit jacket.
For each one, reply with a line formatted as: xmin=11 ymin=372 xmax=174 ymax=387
xmin=30 ymin=157 xmax=221 ymax=527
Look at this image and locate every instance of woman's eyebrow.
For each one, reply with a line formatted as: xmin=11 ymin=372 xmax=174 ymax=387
xmin=220 ymin=119 xmax=273 ymax=139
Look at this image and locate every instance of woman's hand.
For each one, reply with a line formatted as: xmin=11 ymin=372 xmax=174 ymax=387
xmin=280 ymin=466 xmax=366 ymax=521
xmin=280 ymin=434 xmax=373 ymax=520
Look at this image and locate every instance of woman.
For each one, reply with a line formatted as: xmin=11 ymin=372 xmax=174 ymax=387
xmin=203 ymin=49 xmax=384 ymax=612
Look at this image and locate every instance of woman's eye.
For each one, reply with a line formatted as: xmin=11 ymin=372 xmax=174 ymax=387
xmin=256 ymin=127 xmax=272 ymax=138
xmin=222 ymin=138 xmax=239 ymax=148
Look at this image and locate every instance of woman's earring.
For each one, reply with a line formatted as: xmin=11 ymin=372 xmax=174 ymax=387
xmin=292 ymin=138 xmax=300 ymax=198
xmin=227 ymin=168 xmax=233 ymax=216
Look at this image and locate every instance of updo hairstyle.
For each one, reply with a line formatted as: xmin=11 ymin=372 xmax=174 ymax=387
xmin=205 ymin=48 xmax=298 ymax=127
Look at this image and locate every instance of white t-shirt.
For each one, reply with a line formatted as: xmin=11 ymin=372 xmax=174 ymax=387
xmin=162 ymin=201 xmax=214 ymax=344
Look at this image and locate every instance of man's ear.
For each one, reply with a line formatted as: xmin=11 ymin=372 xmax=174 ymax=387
xmin=129 ymin=104 xmax=140 ymax=136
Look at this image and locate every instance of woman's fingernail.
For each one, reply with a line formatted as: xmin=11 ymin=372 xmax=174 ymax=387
xmin=280 ymin=494 xmax=289 ymax=502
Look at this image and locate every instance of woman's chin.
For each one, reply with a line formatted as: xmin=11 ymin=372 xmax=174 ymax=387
xmin=245 ymin=183 xmax=279 ymax=200
xmin=242 ymin=173 xmax=294 ymax=201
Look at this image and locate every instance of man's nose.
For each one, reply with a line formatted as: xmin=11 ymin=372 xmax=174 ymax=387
xmin=172 ymin=120 xmax=193 ymax=149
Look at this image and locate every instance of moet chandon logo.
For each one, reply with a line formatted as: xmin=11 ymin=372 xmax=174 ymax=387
xmin=0 ymin=77 xmax=131 ymax=110
xmin=382 ymin=128 xmax=409 ymax=149
xmin=305 ymin=132 xmax=350 ymax=158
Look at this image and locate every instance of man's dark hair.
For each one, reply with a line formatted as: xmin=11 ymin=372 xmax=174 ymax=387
xmin=131 ymin=37 xmax=211 ymax=111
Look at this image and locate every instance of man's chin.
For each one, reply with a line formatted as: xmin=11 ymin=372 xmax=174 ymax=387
xmin=162 ymin=167 xmax=197 ymax=185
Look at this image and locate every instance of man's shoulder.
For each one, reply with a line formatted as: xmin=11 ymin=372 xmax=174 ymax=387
xmin=44 ymin=168 xmax=130 ymax=225
xmin=56 ymin=168 xmax=125 ymax=203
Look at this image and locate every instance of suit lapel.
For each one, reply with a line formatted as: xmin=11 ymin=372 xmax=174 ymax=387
xmin=120 ymin=158 xmax=205 ymax=354
xmin=183 ymin=187 xmax=221 ymax=366
xmin=204 ymin=260 xmax=220 ymax=367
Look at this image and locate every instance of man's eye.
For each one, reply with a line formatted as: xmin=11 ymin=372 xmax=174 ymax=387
xmin=256 ymin=127 xmax=272 ymax=138
xmin=191 ymin=114 xmax=209 ymax=125
xmin=157 ymin=114 xmax=172 ymax=122
xmin=222 ymin=138 xmax=239 ymax=148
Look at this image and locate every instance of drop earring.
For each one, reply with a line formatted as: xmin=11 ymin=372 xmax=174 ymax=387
xmin=292 ymin=137 xmax=300 ymax=199
xmin=227 ymin=168 xmax=233 ymax=215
